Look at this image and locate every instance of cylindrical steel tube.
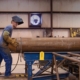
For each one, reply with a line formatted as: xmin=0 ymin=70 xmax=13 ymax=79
xmin=53 ymin=52 xmax=80 ymax=63
xmin=8 ymin=38 xmax=80 ymax=53
xmin=68 ymin=52 xmax=80 ymax=57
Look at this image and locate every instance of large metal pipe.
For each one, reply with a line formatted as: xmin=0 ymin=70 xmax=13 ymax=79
xmin=8 ymin=38 xmax=80 ymax=53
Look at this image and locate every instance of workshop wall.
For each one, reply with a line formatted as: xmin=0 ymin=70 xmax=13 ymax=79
xmin=0 ymin=13 xmax=50 ymax=28
xmin=0 ymin=13 xmax=28 ymax=28
xmin=53 ymin=0 xmax=80 ymax=28
xmin=0 ymin=29 xmax=44 ymax=38
xmin=0 ymin=29 xmax=70 ymax=38
xmin=53 ymin=13 xmax=80 ymax=28
xmin=0 ymin=0 xmax=50 ymax=12
xmin=1 ymin=13 xmax=80 ymax=29
xmin=53 ymin=0 xmax=80 ymax=12
xmin=52 ymin=29 xmax=70 ymax=38
xmin=0 ymin=0 xmax=80 ymax=38
xmin=1 ymin=0 xmax=80 ymax=12
xmin=42 ymin=14 xmax=51 ymax=28
xmin=12 ymin=29 xmax=44 ymax=38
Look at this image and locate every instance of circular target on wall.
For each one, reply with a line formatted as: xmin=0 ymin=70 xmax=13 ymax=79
xmin=29 ymin=13 xmax=42 ymax=28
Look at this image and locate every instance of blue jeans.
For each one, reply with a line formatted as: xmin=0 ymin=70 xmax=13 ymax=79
xmin=0 ymin=47 xmax=12 ymax=76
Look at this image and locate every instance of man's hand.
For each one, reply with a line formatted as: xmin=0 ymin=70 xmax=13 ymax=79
xmin=11 ymin=38 xmax=19 ymax=47
xmin=13 ymin=41 xmax=19 ymax=47
xmin=3 ymin=31 xmax=19 ymax=47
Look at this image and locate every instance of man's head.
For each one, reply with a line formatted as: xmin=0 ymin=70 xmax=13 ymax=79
xmin=11 ymin=16 xmax=24 ymax=28
xmin=11 ymin=20 xmax=18 ymax=28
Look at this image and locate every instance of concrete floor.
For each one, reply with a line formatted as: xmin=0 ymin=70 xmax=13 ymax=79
xmin=0 ymin=78 xmax=27 ymax=80
xmin=0 ymin=64 xmax=78 ymax=80
xmin=0 ymin=76 xmax=78 ymax=80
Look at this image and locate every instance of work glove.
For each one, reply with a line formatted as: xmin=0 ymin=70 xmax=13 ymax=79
xmin=8 ymin=43 xmax=17 ymax=52
xmin=6 ymin=37 xmax=19 ymax=47
xmin=3 ymin=31 xmax=19 ymax=47
xmin=11 ymin=38 xmax=19 ymax=47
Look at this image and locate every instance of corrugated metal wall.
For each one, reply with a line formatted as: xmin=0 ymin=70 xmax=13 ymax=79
xmin=0 ymin=0 xmax=79 ymax=73
xmin=0 ymin=0 xmax=80 ymax=38
xmin=53 ymin=0 xmax=80 ymax=12
xmin=0 ymin=13 xmax=51 ymax=28
xmin=53 ymin=13 xmax=80 ymax=28
xmin=52 ymin=29 xmax=70 ymax=38
xmin=0 ymin=13 xmax=28 ymax=28
xmin=0 ymin=0 xmax=50 ymax=12
xmin=1 ymin=13 xmax=80 ymax=29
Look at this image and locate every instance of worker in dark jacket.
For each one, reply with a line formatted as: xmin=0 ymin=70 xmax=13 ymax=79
xmin=0 ymin=16 xmax=24 ymax=78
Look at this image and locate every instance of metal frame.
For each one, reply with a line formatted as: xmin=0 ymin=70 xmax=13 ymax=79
xmin=24 ymin=52 xmax=69 ymax=80
xmin=50 ymin=0 xmax=53 ymax=37
xmin=53 ymin=52 xmax=80 ymax=80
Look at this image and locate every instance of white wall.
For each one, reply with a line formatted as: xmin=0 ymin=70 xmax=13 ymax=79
xmin=53 ymin=0 xmax=80 ymax=28
xmin=0 ymin=13 xmax=50 ymax=28
xmin=0 ymin=13 xmax=28 ymax=28
xmin=0 ymin=29 xmax=44 ymax=38
xmin=0 ymin=0 xmax=78 ymax=37
xmin=0 ymin=29 xmax=70 ymax=38
xmin=12 ymin=29 xmax=44 ymax=38
xmin=42 ymin=14 xmax=51 ymax=28
xmin=1 ymin=0 xmax=80 ymax=29
xmin=53 ymin=13 xmax=80 ymax=28
xmin=53 ymin=0 xmax=80 ymax=12
xmin=52 ymin=29 xmax=70 ymax=37
xmin=0 ymin=0 xmax=50 ymax=12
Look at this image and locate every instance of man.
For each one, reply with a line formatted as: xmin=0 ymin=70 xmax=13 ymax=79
xmin=0 ymin=16 xmax=24 ymax=78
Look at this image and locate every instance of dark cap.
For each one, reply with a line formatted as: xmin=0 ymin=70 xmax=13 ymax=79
xmin=12 ymin=16 xmax=24 ymax=25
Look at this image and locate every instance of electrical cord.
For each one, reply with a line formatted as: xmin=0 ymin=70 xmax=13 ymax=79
xmin=0 ymin=53 xmax=21 ymax=72
xmin=11 ymin=37 xmax=23 ymax=72
xmin=11 ymin=53 xmax=20 ymax=72
xmin=0 ymin=38 xmax=23 ymax=72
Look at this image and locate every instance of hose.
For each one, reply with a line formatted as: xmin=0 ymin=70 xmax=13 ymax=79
xmin=0 ymin=53 xmax=21 ymax=72
xmin=0 ymin=38 xmax=23 ymax=72
xmin=11 ymin=37 xmax=23 ymax=72
xmin=10 ymin=37 xmax=23 ymax=72
xmin=11 ymin=53 xmax=20 ymax=72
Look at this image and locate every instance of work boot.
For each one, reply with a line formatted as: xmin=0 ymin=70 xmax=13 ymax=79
xmin=4 ymin=74 xmax=15 ymax=79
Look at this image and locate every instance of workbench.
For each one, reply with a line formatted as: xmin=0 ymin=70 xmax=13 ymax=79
xmin=24 ymin=52 xmax=69 ymax=80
